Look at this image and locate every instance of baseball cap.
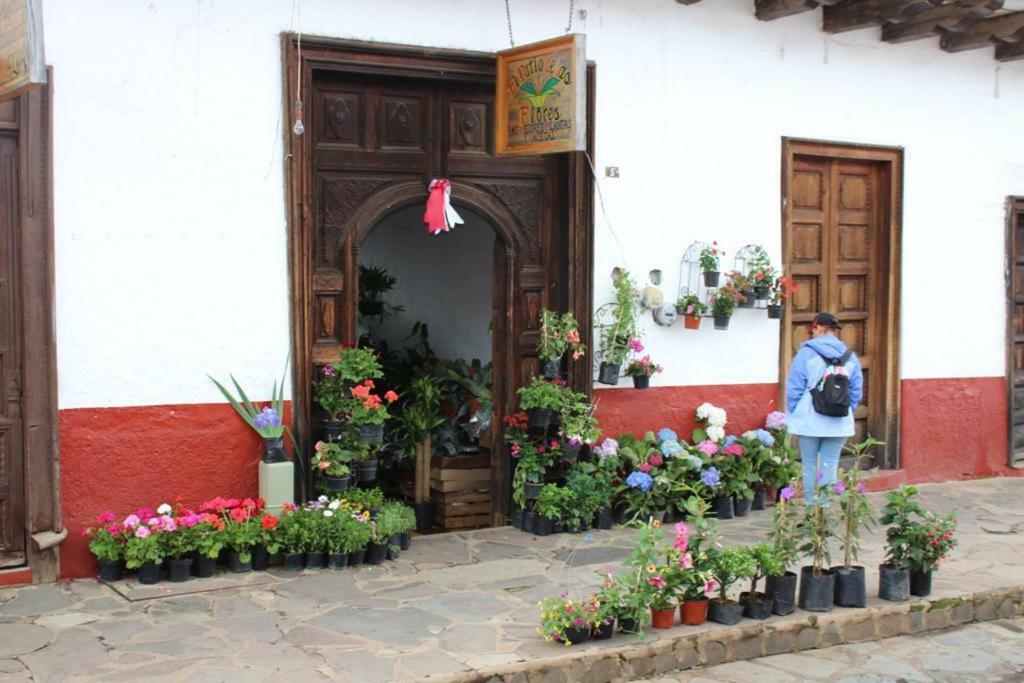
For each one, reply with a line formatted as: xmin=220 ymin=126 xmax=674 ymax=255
xmin=811 ymin=312 xmax=842 ymax=329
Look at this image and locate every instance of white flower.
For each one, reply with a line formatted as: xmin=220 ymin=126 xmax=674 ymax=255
xmin=328 ymin=500 xmax=341 ymax=510
xmin=323 ymin=510 xmax=334 ymax=517
xmin=742 ymin=430 xmax=757 ymax=440
xmin=707 ymin=425 xmax=725 ymax=442
xmin=156 ymin=503 xmax=172 ymax=515
xmin=318 ymin=495 xmax=328 ymax=503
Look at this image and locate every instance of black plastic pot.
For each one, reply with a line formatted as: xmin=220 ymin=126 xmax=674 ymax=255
xmin=359 ymin=299 xmax=384 ymax=317
xmin=166 ymin=557 xmax=192 ymax=583
xmin=651 ymin=509 xmax=667 ymax=524
xmin=618 ymin=616 xmax=640 ymax=634
xmin=251 ymin=546 xmax=269 ymax=571
xmin=228 ymin=551 xmax=252 ymax=574
xmin=833 ymin=565 xmax=867 ymax=607
xmin=522 ymin=510 xmax=536 ymax=534
xmin=879 ymin=563 xmax=910 ymax=602
xmin=713 ymin=314 xmax=731 ymax=330
xmin=356 ymin=458 xmax=379 ymax=483
xmin=414 ymin=501 xmax=433 ymax=531
xmin=97 ymin=558 xmax=125 ymax=582
xmin=323 ymin=475 xmax=351 ymax=493
xmin=739 ymin=289 xmax=756 ymax=308
xmin=565 ymin=519 xmax=580 ymax=534
xmin=596 ymin=507 xmax=614 ymax=530
xmin=399 ymin=532 xmax=412 ymax=551
xmin=322 ymin=419 xmax=346 ymax=443
xmin=541 ymin=358 xmax=562 ymax=379
xmin=740 ymin=592 xmax=774 ymax=620
xmin=524 ymin=482 xmax=543 ymax=501
xmin=552 ymin=521 xmax=565 ymax=534
xmin=262 ymin=436 xmax=288 ymax=464
xmin=562 ymin=625 xmax=590 ymax=645
xmin=767 ymin=305 xmax=783 ymax=320
xmin=712 ymin=495 xmax=734 ymax=520
xmin=592 ymin=618 xmax=616 ymax=640
xmin=752 ymin=486 xmax=767 ymax=511
xmin=754 ymin=284 xmax=769 ymax=300
xmin=282 ymin=552 xmax=304 ymax=571
xmin=348 ymin=548 xmax=366 ymax=567
xmin=526 ymin=408 xmax=552 ymax=431
xmin=703 ymin=270 xmax=720 ymax=288
xmin=360 ymin=423 xmax=384 ymax=444
xmin=328 ymin=552 xmax=348 ymax=570
xmin=632 ymin=375 xmax=650 ymax=390
xmin=511 ymin=509 xmax=524 ymax=530
xmin=192 ymin=555 xmax=217 ymax=578
xmin=733 ymin=495 xmax=752 ymax=517
xmin=534 ymin=516 xmax=553 ymax=537
xmin=708 ymin=599 xmax=744 ymax=625
xmin=910 ymin=570 xmax=932 ymax=597
xmin=597 ymin=363 xmax=621 ymax=386
xmin=386 ymin=535 xmax=401 ymax=561
xmin=305 ymin=551 xmax=327 ymax=569
xmin=563 ymin=441 xmax=581 ymax=464
xmin=365 ymin=542 xmax=387 ymax=565
xmin=766 ymin=572 xmax=797 ymax=616
xmin=136 ymin=561 xmax=161 ymax=585
xmin=798 ymin=566 xmax=835 ymax=612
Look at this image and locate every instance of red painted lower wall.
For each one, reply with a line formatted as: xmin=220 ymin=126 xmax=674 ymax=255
xmin=55 ymin=378 xmax=1019 ymax=579
xmin=59 ymin=403 xmax=270 ymax=579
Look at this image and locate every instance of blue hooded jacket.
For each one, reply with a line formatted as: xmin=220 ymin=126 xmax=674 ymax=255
xmin=785 ymin=334 xmax=863 ymax=437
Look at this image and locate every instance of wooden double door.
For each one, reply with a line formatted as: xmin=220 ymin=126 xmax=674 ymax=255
xmin=285 ymin=39 xmax=594 ymax=522
xmin=782 ymin=140 xmax=901 ymax=467
xmin=1007 ymin=198 xmax=1024 ymax=467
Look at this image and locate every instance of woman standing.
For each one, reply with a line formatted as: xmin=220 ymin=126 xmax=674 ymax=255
xmin=785 ymin=312 xmax=863 ymax=503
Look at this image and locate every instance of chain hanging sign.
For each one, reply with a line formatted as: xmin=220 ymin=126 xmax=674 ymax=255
xmin=0 ymin=0 xmax=44 ymax=102
xmin=495 ymin=34 xmax=585 ymax=157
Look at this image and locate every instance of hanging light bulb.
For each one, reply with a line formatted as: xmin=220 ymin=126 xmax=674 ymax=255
xmin=292 ymin=99 xmax=305 ymax=136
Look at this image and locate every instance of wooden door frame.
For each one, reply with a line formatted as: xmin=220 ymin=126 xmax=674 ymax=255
xmin=281 ymin=36 xmax=595 ymax=523
xmin=1005 ymin=196 xmax=1024 ymax=468
xmin=0 ymin=74 xmax=59 ymax=581
xmin=780 ymin=138 xmax=903 ymax=469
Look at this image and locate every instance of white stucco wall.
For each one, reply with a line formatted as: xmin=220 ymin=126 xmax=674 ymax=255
xmin=44 ymin=0 xmax=1024 ymax=408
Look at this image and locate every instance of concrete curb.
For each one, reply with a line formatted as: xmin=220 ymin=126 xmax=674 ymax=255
xmin=434 ymin=586 xmax=1024 ymax=683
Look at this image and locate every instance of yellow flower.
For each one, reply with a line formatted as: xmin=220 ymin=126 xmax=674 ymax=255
xmin=652 ymin=520 xmax=662 ymax=528
xmin=646 ymin=564 xmax=657 ymax=574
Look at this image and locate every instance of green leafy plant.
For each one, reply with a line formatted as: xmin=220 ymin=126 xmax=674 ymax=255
xmin=373 ymin=503 xmax=407 ymax=541
xmin=627 ymin=517 xmax=677 ymax=610
xmin=274 ymin=507 xmax=307 ymax=555
xmin=359 ymin=264 xmax=404 ymax=322
xmin=599 ymin=269 xmax=639 ymax=366
xmin=797 ymin=480 xmax=837 ymax=575
xmin=336 ymin=347 xmax=385 ymax=385
xmin=675 ymin=294 xmax=707 ymax=316
xmin=517 ymin=377 xmax=566 ymax=412
xmin=768 ymin=488 xmax=802 ymax=570
xmin=536 ymin=484 xmax=576 ymax=523
xmin=710 ymin=546 xmax=755 ymax=604
xmin=711 ymin=284 xmax=745 ymax=317
xmin=699 ymin=242 xmax=723 ymax=272
xmin=747 ymin=542 xmax=785 ymax=598
xmin=325 ymin=509 xmax=372 ymax=554
xmin=312 ymin=440 xmax=359 ymax=478
xmin=907 ymin=514 xmax=957 ymax=573
xmin=124 ymin=529 xmax=164 ymax=570
xmin=566 ymin=470 xmax=605 ymax=525
xmin=195 ymin=521 xmax=226 ymax=560
xmin=747 ymin=246 xmax=775 ymax=289
xmin=836 ymin=439 xmax=881 ymax=569
xmin=879 ymin=484 xmax=958 ymax=573
xmin=560 ymin=390 xmax=599 ymax=445
xmin=85 ymin=518 xmax=124 ymax=562
xmin=343 ymin=487 xmax=386 ymax=511
xmin=538 ymin=310 xmax=585 ymax=362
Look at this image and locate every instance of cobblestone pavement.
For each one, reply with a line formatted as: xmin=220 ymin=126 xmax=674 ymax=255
xmin=0 ymin=478 xmax=1021 ymax=682
xmin=640 ymin=617 xmax=1024 ymax=682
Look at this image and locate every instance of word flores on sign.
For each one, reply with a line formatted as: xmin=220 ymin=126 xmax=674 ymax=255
xmin=495 ymin=34 xmax=586 ymax=157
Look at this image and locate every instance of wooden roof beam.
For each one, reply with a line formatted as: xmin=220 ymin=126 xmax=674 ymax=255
xmin=995 ymin=34 xmax=1024 ymax=60
xmin=824 ymin=0 xmax=941 ymax=34
xmin=940 ymin=11 xmax=1024 ymax=52
xmin=882 ymin=0 xmax=1003 ymax=42
xmin=754 ymin=0 xmax=839 ymax=21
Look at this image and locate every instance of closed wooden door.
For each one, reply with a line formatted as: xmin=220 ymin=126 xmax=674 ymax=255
xmin=0 ymin=126 xmax=25 ymax=567
xmin=1007 ymin=198 xmax=1024 ymax=466
xmin=783 ymin=151 xmax=895 ymax=466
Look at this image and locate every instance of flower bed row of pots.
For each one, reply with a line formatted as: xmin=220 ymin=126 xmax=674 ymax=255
xmin=84 ymin=488 xmax=416 ymax=585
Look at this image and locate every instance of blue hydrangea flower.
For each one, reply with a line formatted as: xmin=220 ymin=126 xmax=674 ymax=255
xmin=254 ymin=407 xmax=281 ymax=430
xmin=626 ymin=471 xmax=654 ymax=492
xmin=682 ymin=454 xmax=703 ymax=470
xmin=700 ymin=467 xmax=721 ymax=488
xmin=724 ymin=435 xmax=738 ymax=447
xmin=754 ymin=429 xmax=774 ymax=447
xmin=594 ymin=438 xmax=619 ymax=458
xmin=660 ymin=440 xmax=684 ymax=457
xmin=657 ymin=428 xmax=678 ymax=443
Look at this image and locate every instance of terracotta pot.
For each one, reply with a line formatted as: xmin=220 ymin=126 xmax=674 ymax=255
xmin=650 ymin=607 xmax=676 ymax=629
xmin=683 ymin=314 xmax=702 ymax=330
xmin=680 ymin=599 xmax=708 ymax=625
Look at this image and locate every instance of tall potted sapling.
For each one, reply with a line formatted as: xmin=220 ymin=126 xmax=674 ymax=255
xmin=765 ymin=484 xmax=802 ymax=615
xmin=398 ymin=376 xmax=445 ymax=530
xmin=624 ymin=354 xmax=663 ymax=390
xmin=797 ymin=473 xmax=837 ymax=612
xmin=707 ymin=546 xmax=755 ymax=626
xmin=675 ymin=294 xmax=707 ymax=330
xmin=833 ymin=439 xmax=880 ymax=608
xmin=742 ymin=542 xmax=783 ymax=620
xmin=537 ymin=309 xmax=585 ymax=379
xmin=598 ymin=269 xmax=639 ymax=385
xmin=699 ymin=242 xmax=724 ymax=287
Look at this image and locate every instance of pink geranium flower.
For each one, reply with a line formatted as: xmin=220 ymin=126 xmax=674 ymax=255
xmin=98 ymin=511 xmax=116 ymax=524
xmin=122 ymin=514 xmax=140 ymax=529
xmin=637 ymin=463 xmax=653 ymax=474
xmin=134 ymin=526 xmax=151 ymax=538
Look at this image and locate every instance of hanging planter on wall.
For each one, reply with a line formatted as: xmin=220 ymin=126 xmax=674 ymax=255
xmin=713 ymin=314 xmax=731 ymax=331
xmin=597 ymin=363 xmax=620 ymax=385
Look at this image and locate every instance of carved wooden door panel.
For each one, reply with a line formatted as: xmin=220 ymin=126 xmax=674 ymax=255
xmin=0 ymin=124 xmax=25 ymax=567
xmin=784 ymin=155 xmax=888 ymax=465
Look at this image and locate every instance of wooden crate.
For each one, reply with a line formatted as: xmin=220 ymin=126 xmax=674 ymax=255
xmin=431 ymin=452 xmax=492 ymax=531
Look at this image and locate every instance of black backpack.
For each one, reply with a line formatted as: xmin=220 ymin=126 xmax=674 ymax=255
xmin=809 ymin=349 xmax=854 ymax=417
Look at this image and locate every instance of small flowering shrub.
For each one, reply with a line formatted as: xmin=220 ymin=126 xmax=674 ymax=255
xmin=908 ymin=515 xmax=957 ymax=573
xmin=674 ymin=293 xmax=707 ymax=317
xmin=346 ymin=380 xmax=398 ymax=426
xmin=699 ymin=242 xmax=723 ymax=272
xmin=84 ymin=512 xmax=124 ymax=562
xmin=709 ymin=546 xmax=755 ymax=604
xmin=560 ymin=390 xmax=599 ymax=445
xmin=797 ymin=474 xmax=837 ymax=575
xmin=311 ymin=440 xmax=359 ymax=478
xmin=537 ymin=310 xmax=585 ymax=362
xmin=121 ymin=514 xmax=165 ymax=570
xmin=694 ymin=402 xmax=727 ymax=443
xmin=517 ymin=377 xmax=566 ymax=412
xmin=624 ymin=355 xmax=663 ymax=378
xmin=879 ymin=484 xmax=957 ymax=573
xmin=537 ymin=595 xmax=602 ymax=645
xmin=769 ymin=486 xmax=802 ymax=571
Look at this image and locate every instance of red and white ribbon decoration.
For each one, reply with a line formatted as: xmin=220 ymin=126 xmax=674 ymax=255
xmin=423 ymin=179 xmax=464 ymax=236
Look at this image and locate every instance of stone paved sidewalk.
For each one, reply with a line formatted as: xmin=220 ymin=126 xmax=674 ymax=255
xmin=0 ymin=478 xmax=1022 ymax=682
xmin=642 ymin=617 xmax=1024 ymax=682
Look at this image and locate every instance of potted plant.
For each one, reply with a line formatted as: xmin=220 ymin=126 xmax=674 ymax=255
xmin=398 ymin=376 xmax=446 ymax=530
xmin=833 ymin=440 xmax=879 ymax=607
xmin=365 ymin=514 xmax=390 ymax=565
xmin=765 ymin=485 xmax=801 ymax=615
xmin=512 ymin=445 xmax=548 ymax=514
xmin=747 ymin=246 xmax=775 ymax=300
xmin=590 ymin=588 xmax=618 ymax=640
xmin=537 ymin=310 xmax=585 ymax=379
xmin=742 ymin=542 xmax=781 ymax=620
xmin=313 ymin=364 xmax=348 ymax=441
xmin=706 ymin=546 xmax=754 ymax=625
xmin=797 ymin=476 xmax=837 ymax=612
xmin=673 ymin=511 xmax=716 ymax=626
xmin=303 ymin=501 xmax=333 ymax=569
xmin=396 ymin=505 xmax=416 ymax=550
xmin=209 ymin=366 xmax=290 ymax=464
xmin=254 ymin=511 xmax=278 ymax=571
xmin=907 ymin=512 xmax=957 ymax=597
xmin=358 ymin=264 xmax=403 ymax=320
xmin=710 ymin=285 xmax=744 ymax=330
xmin=597 ymin=269 xmax=639 ymax=385
xmin=722 ymin=440 xmax=756 ymax=517
xmin=122 ymin=515 xmax=165 ymax=585
xmin=535 ymin=484 xmax=568 ymax=537
xmin=878 ymin=485 xmax=919 ymax=601
xmin=340 ymin=508 xmax=373 ymax=568
xmin=699 ymin=242 xmax=723 ymax=287
xmin=517 ymin=377 xmax=565 ymax=432
xmin=193 ymin=513 xmax=226 ymax=578
xmin=221 ymin=500 xmax=262 ymax=573
xmin=697 ymin=459 xmax=730 ymax=520
xmin=559 ymin=390 xmax=599 ymax=461
xmin=86 ymin=512 xmax=126 ymax=582
xmin=312 ymin=440 xmax=356 ymax=493
xmin=766 ymin=276 xmax=797 ymax=320
xmin=374 ymin=503 xmax=405 ymax=560
xmin=346 ymin=379 xmax=397 ymax=445
xmin=624 ymin=355 xmax=663 ymax=390
xmin=537 ymin=595 xmax=598 ymax=645
xmin=161 ymin=509 xmax=200 ymax=583
xmin=275 ymin=504 xmax=306 ymax=571
xmin=727 ymin=271 xmax=756 ymax=309
xmin=675 ymin=294 xmax=707 ymax=330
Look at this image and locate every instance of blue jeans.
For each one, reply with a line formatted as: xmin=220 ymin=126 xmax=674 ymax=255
xmin=797 ymin=436 xmax=846 ymax=504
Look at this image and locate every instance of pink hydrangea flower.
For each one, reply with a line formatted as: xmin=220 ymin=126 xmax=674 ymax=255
xmin=765 ymin=411 xmax=787 ymax=430
xmin=637 ymin=462 xmax=653 ymax=474
xmin=698 ymin=440 xmax=719 ymax=456
xmin=648 ymin=453 xmax=664 ymax=467
xmin=722 ymin=444 xmax=744 ymax=457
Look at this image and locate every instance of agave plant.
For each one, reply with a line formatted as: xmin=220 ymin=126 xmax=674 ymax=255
xmin=208 ymin=362 xmax=289 ymax=439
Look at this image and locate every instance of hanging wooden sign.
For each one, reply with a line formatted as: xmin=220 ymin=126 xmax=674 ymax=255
xmin=0 ymin=0 xmax=45 ymax=102
xmin=495 ymin=34 xmax=585 ymax=157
